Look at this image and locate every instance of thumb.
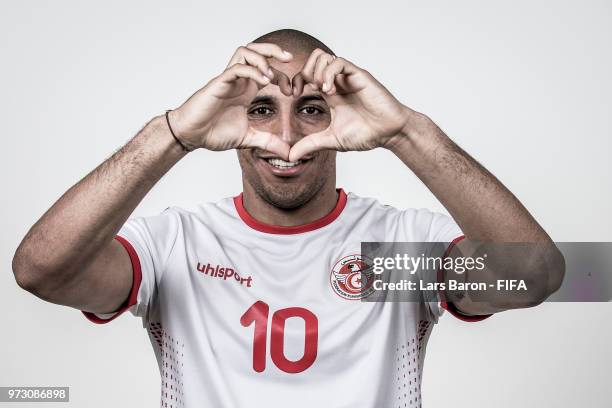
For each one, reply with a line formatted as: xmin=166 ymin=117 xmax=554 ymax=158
xmin=289 ymin=129 xmax=337 ymax=162
xmin=241 ymin=129 xmax=291 ymax=160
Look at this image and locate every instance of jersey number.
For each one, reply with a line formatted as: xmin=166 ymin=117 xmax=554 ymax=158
xmin=240 ymin=301 xmax=318 ymax=374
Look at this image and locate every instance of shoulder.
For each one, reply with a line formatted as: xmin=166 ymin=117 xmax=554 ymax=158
xmin=156 ymin=195 xmax=241 ymax=234
xmin=345 ymin=191 xmax=461 ymax=241
xmin=345 ymin=191 xmax=438 ymax=221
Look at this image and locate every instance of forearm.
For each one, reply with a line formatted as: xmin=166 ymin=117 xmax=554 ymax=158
xmin=13 ymin=115 xmax=186 ymax=289
xmin=388 ymin=109 xmax=549 ymax=242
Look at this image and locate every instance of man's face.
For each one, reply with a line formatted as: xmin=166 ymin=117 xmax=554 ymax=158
xmin=237 ymin=53 xmax=336 ymax=209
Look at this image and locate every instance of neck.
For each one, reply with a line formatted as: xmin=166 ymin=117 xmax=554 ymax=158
xmin=242 ymin=183 xmax=339 ymax=227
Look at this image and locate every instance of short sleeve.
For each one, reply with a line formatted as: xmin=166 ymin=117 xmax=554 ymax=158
xmin=425 ymin=211 xmax=464 ymax=243
xmin=81 ymin=208 xmax=182 ymax=325
xmin=417 ymin=210 xmax=492 ymax=323
xmin=401 ymin=209 xmax=463 ymax=322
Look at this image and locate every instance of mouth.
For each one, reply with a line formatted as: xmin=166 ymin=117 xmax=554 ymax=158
xmin=256 ymin=155 xmax=313 ymax=177
xmin=266 ymin=158 xmax=303 ymax=169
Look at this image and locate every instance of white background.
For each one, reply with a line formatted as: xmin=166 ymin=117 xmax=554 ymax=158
xmin=1 ymin=1 xmax=611 ymax=407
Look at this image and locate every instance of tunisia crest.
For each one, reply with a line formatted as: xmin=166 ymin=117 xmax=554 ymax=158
xmin=330 ymin=254 xmax=375 ymax=300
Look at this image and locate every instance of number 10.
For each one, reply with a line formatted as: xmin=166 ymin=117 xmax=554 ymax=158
xmin=240 ymin=301 xmax=318 ymax=374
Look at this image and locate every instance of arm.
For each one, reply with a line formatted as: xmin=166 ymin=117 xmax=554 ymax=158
xmin=12 ymin=42 xmax=295 ymax=315
xmin=387 ymin=112 xmax=565 ymax=315
xmin=12 ymin=117 xmax=186 ymax=314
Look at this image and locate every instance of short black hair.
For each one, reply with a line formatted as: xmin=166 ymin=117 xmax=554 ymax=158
xmin=252 ymin=28 xmax=335 ymax=56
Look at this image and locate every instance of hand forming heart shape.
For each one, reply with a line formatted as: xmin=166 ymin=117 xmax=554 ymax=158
xmin=168 ymin=43 xmax=412 ymax=161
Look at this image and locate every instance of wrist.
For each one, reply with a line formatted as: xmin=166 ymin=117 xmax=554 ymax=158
xmin=384 ymin=108 xmax=442 ymax=154
xmin=167 ymin=109 xmax=198 ymax=152
xmin=383 ymin=108 xmax=427 ymax=151
xmin=146 ymin=115 xmax=190 ymax=158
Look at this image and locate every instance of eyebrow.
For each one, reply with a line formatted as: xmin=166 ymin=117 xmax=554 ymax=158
xmin=249 ymin=94 xmax=326 ymax=105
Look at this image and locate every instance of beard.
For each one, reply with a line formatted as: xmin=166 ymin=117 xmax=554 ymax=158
xmin=247 ymin=173 xmax=328 ymax=209
xmin=238 ymin=149 xmax=335 ymax=210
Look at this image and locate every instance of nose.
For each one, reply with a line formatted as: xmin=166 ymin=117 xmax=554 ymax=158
xmin=278 ymin=111 xmax=302 ymax=147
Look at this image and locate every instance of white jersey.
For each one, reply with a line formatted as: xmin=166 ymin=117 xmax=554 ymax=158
xmin=82 ymin=189 xmax=486 ymax=407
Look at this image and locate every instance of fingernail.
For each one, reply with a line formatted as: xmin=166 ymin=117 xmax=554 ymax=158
xmin=262 ymin=76 xmax=270 ymax=83
xmin=321 ymin=83 xmax=329 ymax=92
xmin=283 ymin=50 xmax=293 ymax=58
xmin=267 ymin=68 xmax=274 ymax=77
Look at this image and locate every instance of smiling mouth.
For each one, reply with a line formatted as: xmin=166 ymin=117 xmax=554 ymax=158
xmin=255 ymin=153 xmax=314 ymax=177
xmin=266 ymin=158 xmax=302 ymax=169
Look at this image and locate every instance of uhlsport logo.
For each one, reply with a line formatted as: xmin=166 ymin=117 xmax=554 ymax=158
xmin=330 ymin=254 xmax=375 ymax=300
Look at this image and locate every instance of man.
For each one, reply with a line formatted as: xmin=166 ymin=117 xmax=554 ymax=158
xmin=12 ymin=29 xmax=563 ymax=407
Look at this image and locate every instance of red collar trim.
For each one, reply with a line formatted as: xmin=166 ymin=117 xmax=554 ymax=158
xmin=233 ymin=188 xmax=347 ymax=235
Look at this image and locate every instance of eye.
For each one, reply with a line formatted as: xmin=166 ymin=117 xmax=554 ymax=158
xmin=299 ymin=106 xmax=323 ymax=115
xmin=248 ymin=106 xmax=274 ymax=116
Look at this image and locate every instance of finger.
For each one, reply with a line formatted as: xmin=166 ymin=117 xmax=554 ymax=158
xmin=241 ymin=130 xmax=291 ymax=160
xmin=227 ymin=44 xmax=293 ymax=75
xmin=227 ymin=46 xmax=249 ymax=68
xmin=299 ymin=48 xmax=327 ymax=85
xmin=228 ymin=47 xmax=275 ymax=78
xmin=292 ymin=72 xmax=305 ymax=96
xmin=322 ymin=57 xmax=360 ymax=95
xmin=291 ymin=73 xmax=319 ymax=97
xmin=222 ymin=63 xmax=271 ymax=87
xmin=288 ymin=130 xmax=338 ymax=162
xmin=246 ymin=43 xmax=293 ymax=62
xmin=270 ymin=67 xmax=292 ymax=96
xmin=313 ymin=54 xmax=335 ymax=89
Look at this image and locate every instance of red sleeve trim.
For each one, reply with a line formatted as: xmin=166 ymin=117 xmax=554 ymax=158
xmin=438 ymin=235 xmax=492 ymax=322
xmin=233 ymin=188 xmax=348 ymax=234
xmin=81 ymin=235 xmax=143 ymax=324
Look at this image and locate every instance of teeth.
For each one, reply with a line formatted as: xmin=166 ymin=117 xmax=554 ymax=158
xmin=267 ymin=158 xmax=302 ymax=168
